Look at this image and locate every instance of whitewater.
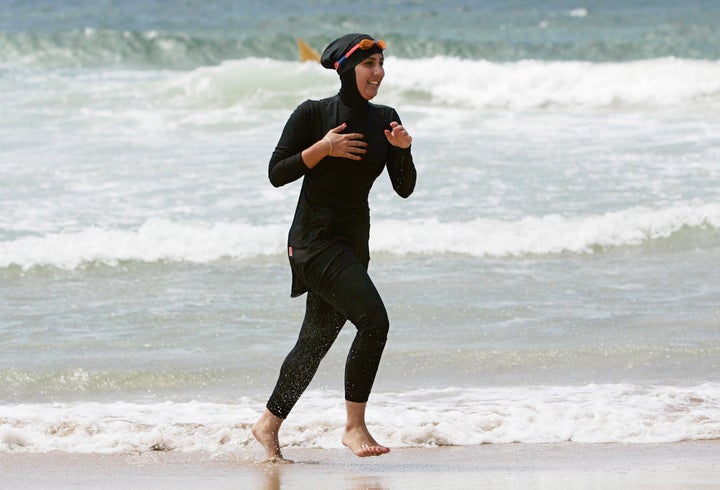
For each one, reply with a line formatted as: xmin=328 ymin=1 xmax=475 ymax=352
xmin=3 ymin=384 xmax=720 ymax=454
xmin=2 ymin=203 xmax=720 ymax=270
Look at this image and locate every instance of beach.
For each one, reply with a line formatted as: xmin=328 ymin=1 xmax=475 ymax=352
xmin=3 ymin=443 xmax=719 ymax=489
xmin=2 ymin=0 xmax=719 ymax=485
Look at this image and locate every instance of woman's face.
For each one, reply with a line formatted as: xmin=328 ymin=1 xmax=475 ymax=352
xmin=355 ymin=53 xmax=385 ymax=100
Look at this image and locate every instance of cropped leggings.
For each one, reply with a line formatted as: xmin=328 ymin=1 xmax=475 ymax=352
xmin=266 ymin=245 xmax=389 ymax=419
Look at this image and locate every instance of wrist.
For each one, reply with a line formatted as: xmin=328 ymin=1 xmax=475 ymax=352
xmin=323 ymin=136 xmax=333 ymax=156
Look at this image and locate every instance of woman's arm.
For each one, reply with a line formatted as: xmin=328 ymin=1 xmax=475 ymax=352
xmin=268 ymin=102 xmax=368 ymax=187
xmin=385 ymin=118 xmax=416 ymax=198
xmin=268 ymin=102 xmax=314 ymax=188
xmin=386 ymin=145 xmax=416 ymax=198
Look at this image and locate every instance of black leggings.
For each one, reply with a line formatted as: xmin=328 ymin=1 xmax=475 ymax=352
xmin=266 ymin=246 xmax=389 ymax=419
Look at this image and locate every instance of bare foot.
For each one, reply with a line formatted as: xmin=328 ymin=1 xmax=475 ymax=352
xmin=252 ymin=410 xmax=293 ymax=463
xmin=262 ymin=455 xmax=294 ymax=464
xmin=342 ymin=425 xmax=390 ymax=457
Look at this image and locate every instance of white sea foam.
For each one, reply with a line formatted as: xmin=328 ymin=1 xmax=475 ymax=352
xmin=0 ymin=384 xmax=718 ymax=454
xmin=14 ymin=57 xmax=718 ymax=118
xmin=371 ymin=202 xmax=720 ymax=257
xmin=384 ymin=57 xmax=720 ymax=110
xmin=151 ymin=56 xmax=720 ymax=112
xmin=159 ymin=58 xmax=336 ymax=109
xmin=0 ymin=220 xmax=286 ymax=270
xmin=567 ymin=8 xmax=588 ymax=18
xmin=1 ymin=204 xmax=718 ymax=270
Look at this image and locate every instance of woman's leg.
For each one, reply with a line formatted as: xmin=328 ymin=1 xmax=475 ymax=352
xmin=315 ymin=255 xmax=391 ymax=456
xmin=321 ymin=258 xmax=389 ymax=404
xmin=266 ymin=292 xmax=346 ymax=418
xmin=254 ymin=292 xmax=345 ymax=459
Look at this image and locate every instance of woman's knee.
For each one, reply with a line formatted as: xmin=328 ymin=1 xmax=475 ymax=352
xmin=354 ymin=305 xmax=389 ymax=339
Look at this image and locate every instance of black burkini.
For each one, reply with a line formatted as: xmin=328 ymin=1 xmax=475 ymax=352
xmin=265 ymin=34 xmax=416 ymax=419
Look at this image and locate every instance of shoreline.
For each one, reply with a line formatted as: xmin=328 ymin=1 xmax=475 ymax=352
xmin=2 ymin=442 xmax=719 ymax=489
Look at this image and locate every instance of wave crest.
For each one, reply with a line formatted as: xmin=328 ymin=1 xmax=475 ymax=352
xmin=0 ymin=29 xmax=270 ymax=69
xmin=4 ymin=25 xmax=720 ymax=69
xmin=1 ymin=384 xmax=718 ymax=453
xmin=385 ymin=57 xmax=720 ymax=109
xmin=153 ymin=57 xmax=720 ymax=111
xmin=1 ymin=204 xmax=718 ymax=270
xmin=372 ymin=203 xmax=720 ymax=257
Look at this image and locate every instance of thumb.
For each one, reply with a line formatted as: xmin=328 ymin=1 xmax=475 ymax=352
xmin=385 ymin=121 xmax=400 ymax=141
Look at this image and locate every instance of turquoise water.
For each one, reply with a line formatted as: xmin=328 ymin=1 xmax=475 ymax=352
xmin=3 ymin=0 xmax=720 ymax=64
xmin=1 ymin=0 xmax=719 ymax=452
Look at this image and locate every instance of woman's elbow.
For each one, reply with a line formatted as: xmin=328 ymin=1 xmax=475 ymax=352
xmin=394 ymin=180 xmax=416 ymax=198
xmin=268 ymin=165 xmax=288 ymax=188
xmin=397 ymin=188 xmax=414 ymax=199
xmin=269 ymin=172 xmax=283 ymax=188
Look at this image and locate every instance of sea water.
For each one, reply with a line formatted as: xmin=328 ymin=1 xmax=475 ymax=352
xmin=1 ymin=0 xmax=719 ymax=454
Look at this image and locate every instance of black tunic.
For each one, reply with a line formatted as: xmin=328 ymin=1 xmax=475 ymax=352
xmin=268 ymin=94 xmax=416 ymax=296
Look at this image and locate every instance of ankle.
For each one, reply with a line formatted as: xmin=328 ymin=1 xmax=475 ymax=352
xmin=344 ymin=421 xmax=366 ymax=432
xmin=344 ymin=400 xmax=368 ymax=428
xmin=256 ymin=409 xmax=284 ymax=432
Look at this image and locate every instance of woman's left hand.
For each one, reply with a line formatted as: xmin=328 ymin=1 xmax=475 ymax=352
xmin=384 ymin=121 xmax=412 ymax=149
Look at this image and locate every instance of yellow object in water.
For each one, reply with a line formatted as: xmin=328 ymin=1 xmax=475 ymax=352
xmin=297 ymin=38 xmax=321 ymax=63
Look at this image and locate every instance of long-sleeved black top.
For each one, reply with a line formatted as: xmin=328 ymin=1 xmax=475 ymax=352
xmin=269 ymin=94 xmax=417 ymax=296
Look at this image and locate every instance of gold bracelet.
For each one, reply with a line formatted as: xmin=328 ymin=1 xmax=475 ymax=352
xmin=323 ymin=136 xmax=333 ymax=156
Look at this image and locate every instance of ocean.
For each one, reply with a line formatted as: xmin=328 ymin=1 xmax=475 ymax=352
xmin=1 ymin=0 xmax=719 ymax=455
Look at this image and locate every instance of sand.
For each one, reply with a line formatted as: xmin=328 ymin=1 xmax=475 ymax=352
xmin=2 ymin=442 xmax=719 ymax=489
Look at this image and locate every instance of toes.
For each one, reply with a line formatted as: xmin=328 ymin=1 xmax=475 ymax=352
xmin=263 ymin=455 xmax=294 ymax=464
xmin=357 ymin=443 xmax=389 ymax=457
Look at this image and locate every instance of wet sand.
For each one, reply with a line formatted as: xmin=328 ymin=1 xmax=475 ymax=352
xmin=2 ymin=442 xmax=719 ymax=489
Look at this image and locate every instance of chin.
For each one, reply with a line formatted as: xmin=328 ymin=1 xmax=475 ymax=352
xmin=361 ymin=89 xmax=379 ymax=100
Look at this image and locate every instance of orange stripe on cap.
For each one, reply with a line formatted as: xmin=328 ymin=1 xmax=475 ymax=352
xmin=334 ymin=39 xmax=386 ymax=71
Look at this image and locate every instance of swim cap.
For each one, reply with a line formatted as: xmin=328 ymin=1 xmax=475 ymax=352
xmin=320 ymin=33 xmax=385 ymax=75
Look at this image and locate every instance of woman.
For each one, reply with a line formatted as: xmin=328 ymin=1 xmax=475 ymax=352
xmin=252 ymin=33 xmax=416 ymax=461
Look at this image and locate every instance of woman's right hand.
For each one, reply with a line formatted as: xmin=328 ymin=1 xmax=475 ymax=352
xmin=324 ymin=123 xmax=367 ymax=160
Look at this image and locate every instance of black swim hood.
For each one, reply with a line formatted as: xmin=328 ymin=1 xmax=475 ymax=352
xmin=321 ymin=33 xmax=384 ymax=107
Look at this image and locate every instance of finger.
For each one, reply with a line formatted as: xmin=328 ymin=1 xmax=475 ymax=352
xmin=385 ymin=127 xmax=411 ymax=148
xmin=396 ymin=129 xmax=410 ymax=142
xmin=389 ymin=121 xmax=400 ymax=129
xmin=329 ymin=122 xmax=347 ymax=134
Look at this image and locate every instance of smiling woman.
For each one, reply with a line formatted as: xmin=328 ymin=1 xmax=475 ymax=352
xmin=252 ymin=33 xmax=417 ymax=461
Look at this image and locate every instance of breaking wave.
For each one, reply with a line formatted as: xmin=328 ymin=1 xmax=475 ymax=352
xmin=2 ymin=204 xmax=718 ymax=270
xmin=1 ymin=384 xmax=718 ymax=453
